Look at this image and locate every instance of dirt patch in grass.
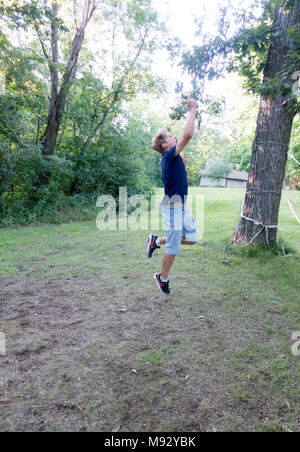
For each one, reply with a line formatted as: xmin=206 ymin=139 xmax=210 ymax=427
xmin=0 ymin=264 xmax=299 ymax=432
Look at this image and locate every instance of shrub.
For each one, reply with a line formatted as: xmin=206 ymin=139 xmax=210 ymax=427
xmin=201 ymin=159 xmax=233 ymax=178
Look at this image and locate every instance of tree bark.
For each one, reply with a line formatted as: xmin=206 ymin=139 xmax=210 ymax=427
xmin=40 ymin=0 xmax=96 ymax=156
xmin=230 ymin=2 xmax=300 ymax=246
xmin=40 ymin=0 xmax=59 ymax=156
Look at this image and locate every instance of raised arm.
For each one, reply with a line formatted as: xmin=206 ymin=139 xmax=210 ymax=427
xmin=175 ymin=98 xmax=197 ymax=156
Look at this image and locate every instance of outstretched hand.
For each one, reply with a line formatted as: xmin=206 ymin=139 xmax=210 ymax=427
xmin=187 ymin=98 xmax=197 ymax=111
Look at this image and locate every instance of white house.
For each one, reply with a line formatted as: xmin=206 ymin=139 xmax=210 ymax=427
xmin=199 ymin=169 xmax=249 ymax=188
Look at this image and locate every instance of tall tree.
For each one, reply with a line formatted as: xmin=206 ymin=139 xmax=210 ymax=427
xmin=38 ymin=0 xmax=96 ymax=156
xmin=231 ymin=1 xmax=300 ymax=246
xmin=180 ymin=0 xmax=300 ymax=246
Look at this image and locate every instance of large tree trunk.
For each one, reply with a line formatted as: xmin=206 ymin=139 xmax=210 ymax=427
xmin=40 ymin=0 xmax=59 ymax=157
xmin=231 ymin=2 xmax=300 ymax=246
xmin=41 ymin=0 xmax=96 ymax=156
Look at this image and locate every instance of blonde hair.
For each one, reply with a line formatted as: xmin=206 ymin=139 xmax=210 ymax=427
xmin=151 ymin=128 xmax=169 ymax=154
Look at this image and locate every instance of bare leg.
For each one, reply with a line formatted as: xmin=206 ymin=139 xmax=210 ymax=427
xmin=181 ymin=236 xmax=197 ymax=245
xmin=160 ymin=236 xmax=196 ymax=280
xmin=161 ymin=253 xmax=176 ymax=280
xmin=158 ymin=236 xmax=196 ymax=246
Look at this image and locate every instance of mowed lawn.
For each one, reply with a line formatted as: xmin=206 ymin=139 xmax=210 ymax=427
xmin=0 ymin=187 xmax=300 ymax=432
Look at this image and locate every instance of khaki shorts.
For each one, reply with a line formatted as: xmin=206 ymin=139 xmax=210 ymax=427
xmin=161 ymin=204 xmax=198 ymax=255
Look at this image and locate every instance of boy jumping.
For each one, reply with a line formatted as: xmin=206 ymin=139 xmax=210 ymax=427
xmin=147 ymin=98 xmax=198 ymax=294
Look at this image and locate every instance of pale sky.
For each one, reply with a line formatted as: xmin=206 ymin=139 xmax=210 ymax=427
xmin=152 ymin=0 xmax=221 ymax=86
xmin=152 ymin=0 xmax=212 ymax=46
xmin=152 ymin=0 xmax=262 ymax=46
xmin=151 ymin=0 xmax=262 ymax=85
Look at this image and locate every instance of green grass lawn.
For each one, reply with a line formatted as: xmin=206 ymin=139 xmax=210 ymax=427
xmin=0 ymin=187 xmax=300 ymax=432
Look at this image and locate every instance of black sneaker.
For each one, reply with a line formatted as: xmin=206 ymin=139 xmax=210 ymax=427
xmin=154 ymin=272 xmax=170 ymax=294
xmin=147 ymin=234 xmax=160 ymax=258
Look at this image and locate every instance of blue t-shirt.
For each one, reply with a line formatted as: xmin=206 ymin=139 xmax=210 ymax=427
xmin=161 ymin=145 xmax=188 ymax=204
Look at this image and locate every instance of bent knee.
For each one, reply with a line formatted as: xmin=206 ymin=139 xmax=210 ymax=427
xmin=182 ymin=239 xmax=197 ymax=245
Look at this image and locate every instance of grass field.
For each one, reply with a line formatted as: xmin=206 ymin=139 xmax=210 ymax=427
xmin=0 ymin=187 xmax=300 ymax=432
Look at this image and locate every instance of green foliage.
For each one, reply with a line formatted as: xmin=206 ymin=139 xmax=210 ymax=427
xmin=170 ymin=83 xmax=226 ymax=123
xmin=0 ymin=112 xmax=157 ymax=225
xmin=202 ymin=158 xmax=233 ymax=178
xmin=65 ymin=125 xmax=154 ymax=201
xmin=0 ymin=0 xmax=166 ymax=226
xmin=0 ymin=0 xmax=54 ymax=30
xmin=228 ymin=139 xmax=252 ymax=172
xmin=285 ymin=116 xmax=300 ymax=183
xmin=0 ymin=143 xmax=75 ymax=224
xmin=0 ymin=28 xmax=47 ymax=145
